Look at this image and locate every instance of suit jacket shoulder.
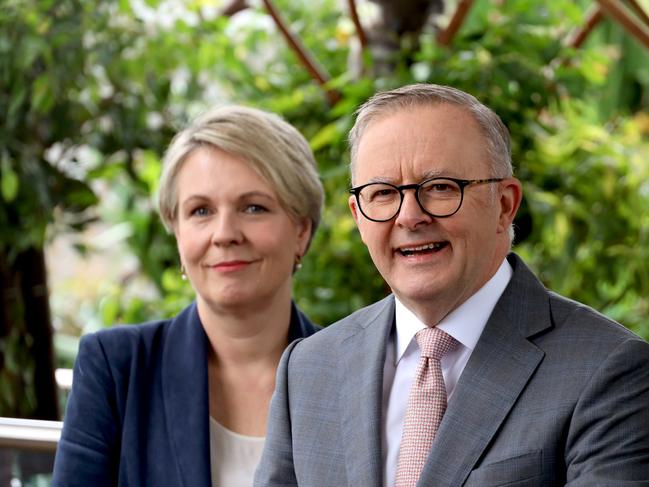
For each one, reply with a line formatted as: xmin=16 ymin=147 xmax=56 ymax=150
xmin=257 ymin=296 xmax=395 ymax=486
xmin=435 ymin=253 xmax=649 ymax=486
xmin=55 ymin=301 xmax=318 ymax=487
xmin=257 ymin=254 xmax=649 ymax=487
xmin=291 ymin=295 xmax=394 ymax=354
xmin=53 ymin=302 xmax=211 ymax=487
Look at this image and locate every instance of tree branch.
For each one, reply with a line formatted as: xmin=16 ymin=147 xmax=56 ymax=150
xmin=348 ymin=0 xmax=367 ymax=49
xmin=219 ymin=0 xmax=249 ymax=17
xmin=261 ymin=0 xmax=341 ymax=105
xmin=565 ymin=5 xmax=605 ymax=48
xmin=624 ymin=0 xmax=649 ymax=28
xmin=437 ymin=0 xmax=475 ymax=47
xmin=597 ymin=0 xmax=649 ymax=50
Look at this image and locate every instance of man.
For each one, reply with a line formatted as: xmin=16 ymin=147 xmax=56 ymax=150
xmin=254 ymin=84 xmax=649 ymax=486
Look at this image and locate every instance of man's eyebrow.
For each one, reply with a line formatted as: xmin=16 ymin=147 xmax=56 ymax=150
xmin=421 ymin=169 xmax=445 ymax=180
xmin=364 ymin=176 xmax=395 ymax=184
xmin=360 ymin=169 xmax=464 ymax=185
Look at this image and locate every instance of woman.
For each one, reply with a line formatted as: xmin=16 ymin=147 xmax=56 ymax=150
xmin=53 ymin=105 xmax=324 ymax=486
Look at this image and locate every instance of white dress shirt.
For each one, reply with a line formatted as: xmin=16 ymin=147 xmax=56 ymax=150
xmin=381 ymin=259 xmax=513 ymax=487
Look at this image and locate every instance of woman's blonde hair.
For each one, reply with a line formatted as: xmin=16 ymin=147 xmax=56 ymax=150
xmin=157 ymin=105 xmax=324 ymax=250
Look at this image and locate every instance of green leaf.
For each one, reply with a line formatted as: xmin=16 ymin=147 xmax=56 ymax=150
xmin=134 ymin=150 xmax=162 ymax=192
xmin=100 ymin=294 xmax=121 ymax=326
xmin=1 ymin=156 xmax=19 ymax=202
xmin=310 ymin=122 xmax=339 ymax=151
xmin=31 ymin=73 xmax=55 ymax=114
xmin=7 ymin=87 xmax=27 ymax=127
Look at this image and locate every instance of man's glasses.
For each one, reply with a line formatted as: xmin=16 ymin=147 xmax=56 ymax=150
xmin=349 ymin=177 xmax=504 ymax=222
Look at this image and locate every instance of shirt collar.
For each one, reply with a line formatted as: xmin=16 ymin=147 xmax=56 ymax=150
xmin=393 ymin=258 xmax=513 ymax=365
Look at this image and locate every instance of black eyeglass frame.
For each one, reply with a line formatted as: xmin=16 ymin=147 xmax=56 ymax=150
xmin=348 ymin=177 xmax=505 ymax=222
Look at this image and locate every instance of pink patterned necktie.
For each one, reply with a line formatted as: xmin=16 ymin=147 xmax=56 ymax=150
xmin=395 ymin=327 xmax=458 ymax=487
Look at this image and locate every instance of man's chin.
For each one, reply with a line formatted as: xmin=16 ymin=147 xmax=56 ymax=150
xmin=393 ymin=282 xmax=448 ymax=306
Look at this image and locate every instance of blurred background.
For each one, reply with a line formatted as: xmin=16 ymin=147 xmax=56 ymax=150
xmin=1 ymin=0 xmax=648 ymax=441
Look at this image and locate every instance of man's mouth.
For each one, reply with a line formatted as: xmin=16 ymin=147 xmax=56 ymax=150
xmin=398 ymin=242 xmax=448 ymax=256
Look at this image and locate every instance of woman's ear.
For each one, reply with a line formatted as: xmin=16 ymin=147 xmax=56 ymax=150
xmin=296 ymin=218 xmax=313 ymax=256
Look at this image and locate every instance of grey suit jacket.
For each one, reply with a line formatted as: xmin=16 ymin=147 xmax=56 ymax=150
xmin=255 ymin=254 xmax=649 ymax=486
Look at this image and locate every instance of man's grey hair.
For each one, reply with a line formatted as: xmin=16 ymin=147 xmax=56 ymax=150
xmin=348 ymin=83 xmax=516 ymax=244
xmin=348 ymin=83 xmax=513 ymax=184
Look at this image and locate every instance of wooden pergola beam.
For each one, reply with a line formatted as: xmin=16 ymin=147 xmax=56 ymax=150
xmin=348 ymin=0 xmax=368 ymax=50
xmin=219 ymin=0 xmax=249 ymax=17
xmin=597 ymin=0 xmax=649 ymax=50
xmin=565 ymin=5 xmax=605 ymax=48
xmin=437 ymin=0 xmax=475 ymax=46
xmin=624 ymin=0 xmax=649 ymax=28
xmin=261 ymin=0 xmax=341 ymax=105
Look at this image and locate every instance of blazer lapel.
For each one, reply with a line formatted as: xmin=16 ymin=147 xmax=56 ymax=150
xmin=419 ymin=254 xmax=551 ymax=487
xmin=161 ymin=303 xmax=212 ymax=487
xmin=339 ymin=296 xmax=395 ymax=487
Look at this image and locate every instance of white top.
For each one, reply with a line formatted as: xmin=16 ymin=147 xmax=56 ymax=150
xmin=381 ymin=259 xmax=513 ymax=487
xmin=209 ymin=417 xmax=266 ymax=487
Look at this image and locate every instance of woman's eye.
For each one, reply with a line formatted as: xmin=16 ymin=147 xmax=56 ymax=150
xmin=245 ymin=204 xmax=267 ymax=214
xmin=190 ymin=207 xmax=210 ymax=217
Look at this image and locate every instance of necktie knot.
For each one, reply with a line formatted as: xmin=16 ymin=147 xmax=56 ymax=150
xmin=416 ymin=327 xmax=457 ymax=361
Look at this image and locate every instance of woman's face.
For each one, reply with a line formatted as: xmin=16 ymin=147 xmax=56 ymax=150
xmin=174 ymin=146 xmax=311 ymax=313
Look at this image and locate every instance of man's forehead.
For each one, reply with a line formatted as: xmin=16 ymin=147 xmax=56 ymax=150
xmin=357 ymin=105 xmax=481 ymax=153
xmin=353 ymin=103 xmax=487 ymax=184
xmin=355 ymin=106 xmax=485 ymax=164
xmin=360 ymin=102 xmax=474 ymax=135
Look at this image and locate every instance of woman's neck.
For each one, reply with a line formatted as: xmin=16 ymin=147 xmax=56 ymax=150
xmin=200 ymin=292 xmax=294 ymax=436
xmin=197 ymin=292 xmax=293 ymax=366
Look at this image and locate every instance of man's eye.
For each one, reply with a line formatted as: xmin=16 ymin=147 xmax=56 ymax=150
xmin=431 ymin=184 xmax=452 ymax=192
xmin=368 ymin=187 xmax=398 ymax=200
xmin=424 ymin=183 xmax=458 ymax=193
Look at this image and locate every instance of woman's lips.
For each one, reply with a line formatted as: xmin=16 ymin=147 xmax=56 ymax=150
xmin=211 ymin=260 xmax=252 ymax=272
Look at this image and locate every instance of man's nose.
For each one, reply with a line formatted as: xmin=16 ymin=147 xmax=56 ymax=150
xmin=394 ymin=190 xmax=432 ymax=230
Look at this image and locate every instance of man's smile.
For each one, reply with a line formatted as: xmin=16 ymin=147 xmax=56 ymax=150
xmin=396 ymin=241 xmax=449 ymax=257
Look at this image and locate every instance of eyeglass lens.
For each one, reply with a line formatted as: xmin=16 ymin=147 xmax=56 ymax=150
xmin=357 ymin=178 xmax=463 ymax=221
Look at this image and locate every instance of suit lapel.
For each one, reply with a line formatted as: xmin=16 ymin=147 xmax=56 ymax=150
xmin=418 ymin=254 xmax=552 ymax=487
xmin=339 ymin=296 xmax=395 ymax=487
xmin=161 ymin=303 xmax=212 ymax=487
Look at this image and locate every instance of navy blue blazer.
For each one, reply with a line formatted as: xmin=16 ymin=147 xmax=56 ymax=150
xmin=52 ymin=301 xmax=319 ymax=487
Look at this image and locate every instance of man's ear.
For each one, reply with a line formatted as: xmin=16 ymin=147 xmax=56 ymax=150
xmin=497 ymin=178 xmax=523 ymax=234
xmin=348 ymin=195 xmax=368 ymax=245
xmin=349 ymin=195 xmax=361 ymax=225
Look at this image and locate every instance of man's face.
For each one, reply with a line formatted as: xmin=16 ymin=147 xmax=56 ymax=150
xmin=349 ymin=104 xmax=521 ymax=324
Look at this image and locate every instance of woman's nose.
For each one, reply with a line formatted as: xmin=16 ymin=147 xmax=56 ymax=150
xmin=210 ymin=211 xmax=244 ymax=246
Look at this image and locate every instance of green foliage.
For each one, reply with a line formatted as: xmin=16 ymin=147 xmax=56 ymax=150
xmin=0 ymin=1 xmax=101 ymax=230
xmin=295 ymin=0 xmax=649 ymax=333
xmin=3 ymin=0 xmax=648 ymax=401
xmin=517 ymin=103 xmax=649 ymax=336
xmin=1 ymin=0 xmax=100 ymax=415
